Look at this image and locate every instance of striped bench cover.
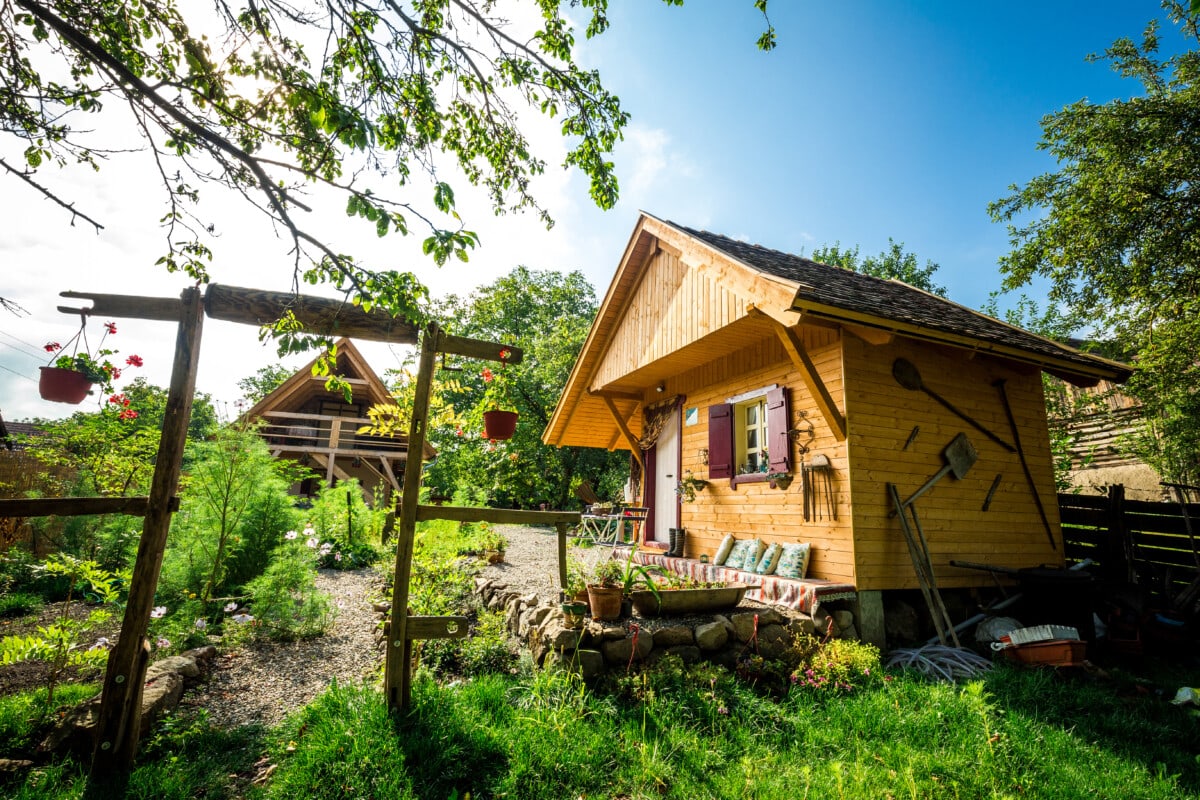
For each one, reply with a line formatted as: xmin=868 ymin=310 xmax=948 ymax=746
xmin=629 ymin=551 xmax=857 ymax=615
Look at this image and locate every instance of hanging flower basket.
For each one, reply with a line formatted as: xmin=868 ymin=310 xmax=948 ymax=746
xmin=483 ymin=409 xmax=518 ymax=441
xmin=38 ymin=366 xmax=94 ymax=404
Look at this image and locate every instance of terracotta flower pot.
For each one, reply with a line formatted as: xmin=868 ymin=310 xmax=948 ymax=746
xmin=586 ymin=585 xmax=623 ymax=621
xmin=482 ymin=409 xmax=518 ymax=441
xmin=39 ymin=367 xmax=94 ymax=404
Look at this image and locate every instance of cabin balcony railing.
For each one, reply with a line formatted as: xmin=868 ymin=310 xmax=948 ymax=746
xmin=255 ymin=411 xmax=408 ymax=457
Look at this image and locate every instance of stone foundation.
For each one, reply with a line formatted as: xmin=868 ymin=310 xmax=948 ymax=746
xmin=473 ymin=577 xmax=861 ymax=677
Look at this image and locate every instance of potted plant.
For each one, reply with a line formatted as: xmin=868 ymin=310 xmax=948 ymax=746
xmin=587 ymin=554 xmax=664 ymax=620
xmin=480 ymin=348 xmax=518 ymax=440
xmin=768 ymin=472 xmax=793 ymax=490
xmin=40 ymin=321 xmax=143 ymax=404
xmin=564 ymin=556 xmax=589 ymax=604
xmin=481 ymin=529 xmax=508 ymax=564
xmin=560 ymin=601 xmax=587 ymax=629
xmin=675 ymin=470 xmax=710 ymax=503
xmin=586 ymin=559 xmax=625 ymax=620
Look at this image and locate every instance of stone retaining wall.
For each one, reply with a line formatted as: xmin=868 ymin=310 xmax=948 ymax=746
xmin=473 ymin=577 xmax=861 ymax=678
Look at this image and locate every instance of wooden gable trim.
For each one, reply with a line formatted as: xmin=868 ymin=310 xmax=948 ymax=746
xmin=544 ymin=220 xmax=660 ymax=445
xmin=747 ymin=306 xmax=847 ymax=442
xmin=596 ymin=393 xmax=644 ymax=467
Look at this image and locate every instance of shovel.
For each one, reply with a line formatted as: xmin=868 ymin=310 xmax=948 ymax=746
xmin=898 ymin=433 xmax=978 ymax=510
xmin=893 ymin=359 xmax=1015 ymax=453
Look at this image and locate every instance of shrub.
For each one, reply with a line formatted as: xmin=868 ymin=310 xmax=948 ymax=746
xmin=245 ymin=541 xmax=335 ymax=641
xmin=315 ymin=538 xmax=381 ymax=571
xmin=0 ymin=591 xmax=43 ymax=619
xmin=790 ymin=637 xmax=881 ymax=695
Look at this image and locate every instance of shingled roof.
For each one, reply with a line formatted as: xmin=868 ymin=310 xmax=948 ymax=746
xmin=672 ymin=222 xmax=1133 ymax=383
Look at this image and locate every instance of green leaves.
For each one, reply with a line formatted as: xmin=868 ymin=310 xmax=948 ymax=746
xmin=991 ymin=3 xmax=1200 ymax=484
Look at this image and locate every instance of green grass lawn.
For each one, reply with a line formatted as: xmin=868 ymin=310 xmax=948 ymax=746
xmin=4 ymin=659 xmax=1197 ymax=800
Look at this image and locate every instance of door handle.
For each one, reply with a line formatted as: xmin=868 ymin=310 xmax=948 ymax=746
xmin=666 ymin=474 xmax=674 ymax=478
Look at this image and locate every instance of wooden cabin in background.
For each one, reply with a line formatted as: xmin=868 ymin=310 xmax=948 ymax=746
xmin=544 ymin=213 xmax=1133 ymax=628
xmin=241 ymin=338 xmax=434 ymax=506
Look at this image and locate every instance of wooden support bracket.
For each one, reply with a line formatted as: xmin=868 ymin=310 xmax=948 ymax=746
xmin=595 ymin=393 xmax=644 ymax=467
xmin=747 ymin=306 xmax=847 ymax=442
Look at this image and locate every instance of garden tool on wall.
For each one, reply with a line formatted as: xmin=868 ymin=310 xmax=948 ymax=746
xmin=892 ymin=358 xmax=1015 ymax=453
xmin=993 ymin=379 xmax=1055 ymax=550
xmin=890 ymin=433 xmax=978 ymax=515
xmin=808 ymin=454 xmax=836 ymax=521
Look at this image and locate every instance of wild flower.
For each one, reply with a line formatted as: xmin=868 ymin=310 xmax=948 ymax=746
xmin=232 ymin=613 xmax=254 ymax=624
xmin=156 ymin=636 xmax=170 ymax=650
xmin=150 ymin=606 xmax=167 ymax=619
xmin=194 ymin=619 xmax=207 ymax=630
xmin=334 ymin=552 xmax=343 ymax=561
xmin=306 ymin=537 xmax=319 ymax=548
xmin=285 ymin=530 xmax=299 ymax=540
xmin=223 ymin=602 xmax=238 ymax=613
xmin=89 ymin=637 xmax=112 ymax=651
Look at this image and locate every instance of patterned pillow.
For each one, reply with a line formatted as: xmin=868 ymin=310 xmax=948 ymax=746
xmin=754 ymin=542 xmax=783 ymax=575
xmin=725 ymin=538 xmax=765 ymax=571
xmin=713 ymin=535 xmax=737 ymax=566
xmin=775 ymin=543 xmax=812 ymax=579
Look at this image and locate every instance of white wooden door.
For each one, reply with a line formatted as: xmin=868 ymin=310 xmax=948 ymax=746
xmin=652 ymin=407 xmax=679 ymax=544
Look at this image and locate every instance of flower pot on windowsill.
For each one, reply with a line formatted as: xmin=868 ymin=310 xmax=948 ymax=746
xmin=39 ymin=367 xmax=94 ymax=404
xmin=769 ymin=474 xmax=794 ymax=490
xmin=482 ymin=409 xmax=518 ymax=440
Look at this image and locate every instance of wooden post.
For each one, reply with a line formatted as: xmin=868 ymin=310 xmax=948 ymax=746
xmin=384 ymin=323 xmax=440 ymax=713
xmin=89 ymin=288 xmax=203 ymax=780
xmin=556 ymin=522 xmax=570 ymax=598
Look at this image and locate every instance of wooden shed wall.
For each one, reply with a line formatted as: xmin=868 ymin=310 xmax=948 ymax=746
xmin=842 ymin=334 xmax=1062 ymax=592
xmin=660 ymin=327 xmax=855 ymax=585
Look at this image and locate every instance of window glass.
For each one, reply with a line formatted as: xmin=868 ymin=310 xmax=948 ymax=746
xmin=736 ymin=398 xmax=769 ymax=474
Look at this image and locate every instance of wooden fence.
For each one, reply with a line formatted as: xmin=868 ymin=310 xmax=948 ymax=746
xmin=1060 ymin=486 xmax=1200 ymax=607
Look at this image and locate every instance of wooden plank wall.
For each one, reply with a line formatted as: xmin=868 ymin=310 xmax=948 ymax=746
xmin=594 ymin=250 xmax=757 ymax=388
xmin=1061 ymin=489 xmax=1200 ymax=605
xmin=663 ymin=327 xmax=854 ymax=585
xmin=843 ymin=334 xmax=1062 ymax=591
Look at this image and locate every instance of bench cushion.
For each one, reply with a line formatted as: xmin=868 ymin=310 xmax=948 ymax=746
xmin=630 ymin=551 xmax=856 ymax=615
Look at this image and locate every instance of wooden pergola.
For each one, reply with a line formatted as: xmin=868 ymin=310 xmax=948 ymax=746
xmin=0 ymin=284 xmax=580 ymax=782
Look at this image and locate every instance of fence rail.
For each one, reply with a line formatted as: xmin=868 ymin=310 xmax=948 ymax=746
xmin=1060 ymin=486 xmax=1200 ymax=605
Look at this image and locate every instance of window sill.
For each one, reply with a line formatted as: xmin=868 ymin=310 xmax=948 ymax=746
xmin=731 ymin=473 xmax=771 ymax=486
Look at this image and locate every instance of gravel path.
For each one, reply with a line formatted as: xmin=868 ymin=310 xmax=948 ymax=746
xmin=480 ymin=524 xmax=615 ymax=602
xmin=179 ymin=526 xmax=608 ymax=728
xmin=183 ymin=567 xmax=384 ymax=729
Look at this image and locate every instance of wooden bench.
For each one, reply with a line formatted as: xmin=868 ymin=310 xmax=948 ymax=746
xmin=628 ymin=550 xmax=856 ymax=615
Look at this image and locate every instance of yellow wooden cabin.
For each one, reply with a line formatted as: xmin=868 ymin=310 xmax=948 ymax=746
xmin=544 ymin=213 xmax=1132 ymax=639
xmin=242 ymin=337 xmax=435 ymax=505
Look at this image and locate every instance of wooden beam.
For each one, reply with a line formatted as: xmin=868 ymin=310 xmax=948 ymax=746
xmin=0 ymin=497 xmax=179 ymax=518
xmin=843 ymin=323 xmax=894 ymax=346
xmin=385 ymin=325 xmax=439 ymax=713
xmin=748 ymin=307 xmax=847 ymax=442
xmin=58 ymin=291 xmax=182 ymax=322
xmin=204 ymin=284 xmax=420 ymax=344
xmin=590 ymin=389 xmax=643 ymax=402
xmin=90 ymin=287 xmax=204 ymax=779
xmin=379 ymin=456 xmax=401 ymax=492
xmin=439 ymin=333 xmax=523 ymax=365
xmin=414 ymin=505 xmax=582 ymax=526
xmin=598 ymin=394 xmax=644 ymax=467
xmin=556 ymin=522 xmax=570 ymax=595
xmin=405 ymin=615 xmax=470 ymax=640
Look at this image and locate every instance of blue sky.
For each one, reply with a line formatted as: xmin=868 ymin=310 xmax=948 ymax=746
xmin=0 ymin=1 xmax=1181 ymax=420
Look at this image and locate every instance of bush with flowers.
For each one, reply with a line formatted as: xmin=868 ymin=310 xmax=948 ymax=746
xmin=789 ymin=636 xmax=882 ymax=696
xmin=44 ymin=319 xmax=143 ymax=399
xmin=245 ymin=535 xmax=334 ymax=641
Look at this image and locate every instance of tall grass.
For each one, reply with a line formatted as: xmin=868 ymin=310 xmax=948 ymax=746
xmin=242 ymin=662 xmax=1198 ymax=800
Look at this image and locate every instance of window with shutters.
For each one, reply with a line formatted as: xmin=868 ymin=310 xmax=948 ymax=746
xmin=708 ymin=385 xmax=791 ymax=483
xmin=736 ymin=398 xmax=770 ymax=474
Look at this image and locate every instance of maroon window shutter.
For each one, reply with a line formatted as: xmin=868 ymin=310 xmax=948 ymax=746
xmin=767 ymin=387 xmax=791 ymax=474
xmin=708 ymin=403 xmax=733 ymax=479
